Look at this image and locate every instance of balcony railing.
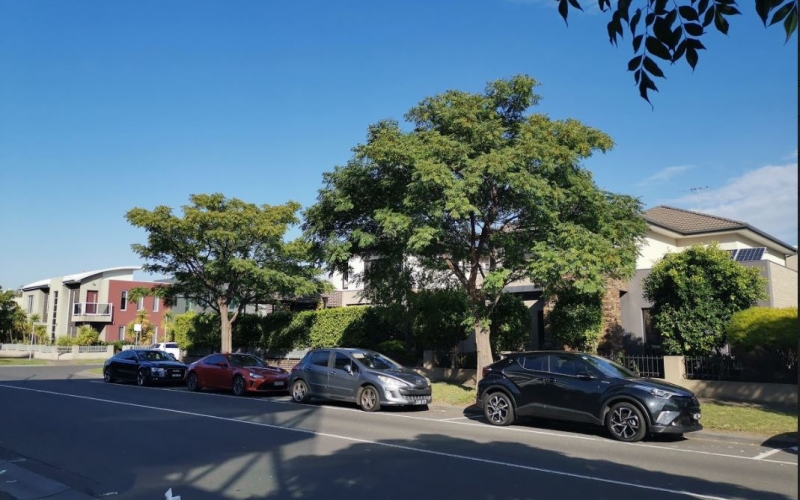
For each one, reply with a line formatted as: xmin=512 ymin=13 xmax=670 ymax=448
xmin=73 ymin=303 xmax=113 ymax=316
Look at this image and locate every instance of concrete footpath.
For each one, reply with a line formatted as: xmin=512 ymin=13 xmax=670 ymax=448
xmin=0 ymin=463 xmax=96 ymax=500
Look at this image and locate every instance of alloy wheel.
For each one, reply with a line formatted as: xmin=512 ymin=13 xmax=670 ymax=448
xmin=137 ymin=371 xmax=147 ymax=387
xmin=187 ymin=373 xmax=199 ymax=391
xmin=486 ymin=394 xmax=510 ymax=424
xmin=610 ymin=406 xmax=640 ymax=440
xmin=292 ymin=380 xmax=308 ymax=402
xmin=233 ymin=377 xmax=245 ymax=396
xmin=359 ymin=386 xmax=379 ymax=412
xmin=103 ymin=368 xmax=112 ymax=383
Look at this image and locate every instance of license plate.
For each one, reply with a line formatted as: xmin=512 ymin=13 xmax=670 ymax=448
xmin=274 ymin=381 xmax=285 ymax=387
xmin=171 ymin=373 xmax=183 ymax=378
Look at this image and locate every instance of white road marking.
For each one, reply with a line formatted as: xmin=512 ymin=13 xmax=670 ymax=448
xmin=754 ymin=446 xmax=797 ymax=460
xmin=0 ymin=384 xmax=739 ymax=500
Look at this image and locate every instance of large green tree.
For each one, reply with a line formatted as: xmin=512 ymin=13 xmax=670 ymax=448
xmin=642 ymin=243 xmax=768 ymax=354
xmin=303 ymin=75 xmax=647 ymax=379
xmin=0 ymin=287 xmax=23 ymax=343
xmin=545 ymin=0 xmax=796 ymax=103
xmin=126 ymin=193 xmax=324 ymax=353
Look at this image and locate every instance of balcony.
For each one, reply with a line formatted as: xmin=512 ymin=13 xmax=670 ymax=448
xmin=72 ymin=303 xmax=113 ymax=323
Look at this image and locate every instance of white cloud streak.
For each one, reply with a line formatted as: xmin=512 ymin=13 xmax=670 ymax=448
xmin=636 ymin=165 xmax=691 ymax=186
xmin=666 ymin=161 xmax=798 ymax=245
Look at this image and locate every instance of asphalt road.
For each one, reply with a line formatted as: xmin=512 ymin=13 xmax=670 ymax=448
xmin=0 ymin=365 xmax=796 ymax=500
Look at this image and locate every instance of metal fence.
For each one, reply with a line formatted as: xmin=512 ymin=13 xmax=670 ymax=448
xmin=78 ymin=345 xmax=109 ymax=353
xmin=601 ymin=353 xmax=665 ymax=379
xmin=1 ymin=344 xmax=56 ymax=353
xmin=683 ymin=355 xmax=741 ymax=381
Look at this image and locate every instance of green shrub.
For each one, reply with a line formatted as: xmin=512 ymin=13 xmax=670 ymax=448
xmin=409 ymin=289 xmax=471 ymax=350
xmin=727 ymin=307 xmax=798 ymax=382
xmin=55 ymin=335 xmax=73 ymax=346
xmin=75 ymin=325 xmax=101 ymax=346
xmin=490 ymin=293 xmax=532 ymax=355
xmin=375 ymin=339 xmax=415 ymax=366
xmin=547 ymin=288 xmax=604 ymax=353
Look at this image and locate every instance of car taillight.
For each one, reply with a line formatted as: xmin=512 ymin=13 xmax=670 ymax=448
xmin=482 ymin=367 xmax=490 ymax=378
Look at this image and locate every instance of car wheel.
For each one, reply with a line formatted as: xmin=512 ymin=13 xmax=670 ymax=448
xmin=232 ymin=376 xmax=247 ymax=397
xmin=606 ymin=401 xmax=647 ymax=442
xmin=136 ymin=370 xmax=149 ymax=387
xmin=103 ymin=368 xmax=114 ymax=383
xmin=186 ymin=372 xmax=201 ymax=392
xmin=483 ymin=391 xmax=515 ymax=426
xmin=358 ymin=385 xmax=381 ymax=412
xmin=292 ymin=380 xmax=310 ymax=403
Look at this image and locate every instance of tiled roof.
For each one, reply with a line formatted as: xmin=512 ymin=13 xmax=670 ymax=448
xmin=642 ymin=206 xmax=746 ymax=233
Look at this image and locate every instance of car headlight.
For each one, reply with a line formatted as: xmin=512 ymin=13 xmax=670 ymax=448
xmin=249 ymin=372 xmax=264 ymax=379
xmin=633 ymin=384 xmax=677 ymax=399
xmin=150 ymin=367 xmax=165 ymax=376
xmin=378 ymin=375 xmax=408 ymax=388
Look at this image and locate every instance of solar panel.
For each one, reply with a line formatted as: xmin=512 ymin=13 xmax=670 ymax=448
xmin=735 ymin=247 xmax=766 ymax=262
xmin=726 ymin=249 xmax=738 ymax=260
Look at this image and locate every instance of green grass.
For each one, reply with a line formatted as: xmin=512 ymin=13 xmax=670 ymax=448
xmin=72 ymin=359 xmax=108 ymax=365
xmin=431 ymin=382 xmax=476 ymax=406
xmin=699 ymin=401 xmax=798 ymax=436
xmin=86 ymin=367 xmax=103 ymax=375
xmin=0 ymin=358 xmax=49 ymax=366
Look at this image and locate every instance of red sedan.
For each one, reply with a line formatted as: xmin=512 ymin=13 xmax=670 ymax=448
xmin=186 ymin=353 xmax=290 ymax=396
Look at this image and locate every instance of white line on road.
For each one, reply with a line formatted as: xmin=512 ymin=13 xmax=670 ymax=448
xmin=753 ymin=446 xmax=798 ymax=460
xmin=0 ymin=383 xmax=736 ymax=500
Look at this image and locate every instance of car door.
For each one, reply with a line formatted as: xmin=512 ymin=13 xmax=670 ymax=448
xmin=198 ymin=355 xmax=227 ymax=388
xmin=545 ymin=353 xmax=609 ymax=424
xmin=503 ymin=354 xmax=553 ymax=417
xmin=303 ymin=350 xmax=332 ymax=397
xmin=327 ymin=352 xmax=359 ymax=401
xmin=114 ymin=350 xmax=137 ymax=381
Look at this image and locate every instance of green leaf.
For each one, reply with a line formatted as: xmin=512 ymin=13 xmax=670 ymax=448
xmin=568 ymin=0 xmax=584 ymax=9
xmin=607 ymin=21 xmax=619 ymax=43
xmin=672 ymin=39 xmax=688 ymax=62
xmin=770 ymin=2 xmax=794 ymax=25
xmin=686 ymin=37 xmax=707 ymax=49
xmin=634 ymin=68 xmax=642 ymax=84
xmin=686 ymin=46 xmax=699 ymax=70
xmin=717 ymin=4 xmax=742 ymax=14
xmin=644 ymin=56 xmax=666 ymax=77
xmin=559 ymin=0 xmax=570 ymax=23
xmin=630 ymin=8 xmax=642 ymax=34
xmin=671 ymin=25 xmax=683 ymax=47
xmin=654 ymin=15 xmax=674 ymax=42
xmin=633 ymin=33 xmax=645 ymax=51
xmin=755 ymin=0 xmax=772 ymax=24
xmin=628 ymin=55 xmax=643 ymax=70
xmin=646 ymin=12 xmax=657 ymax=25
xmin=684 ymin=22 xmax=705 ymax=35
xmin=698 ymin=0 xmax=710 ymax=13
xmin=714 ymin=10 xmax=731 ymax=33
xmin=703 ymin=5 xmax=716 ymax=26
xmin=784 ymin=4 xmax=798 ymax=41
xmin=655 ymin=0 xmax=669 ymax=14
xmin=638 ymin=71 xmax=658 ymax=104
xmin=646 ymin=35 xmax=673 ymax=59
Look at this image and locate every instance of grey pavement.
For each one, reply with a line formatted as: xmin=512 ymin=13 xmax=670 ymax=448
xmin=0 ymin=365 xmax=796 ymax=500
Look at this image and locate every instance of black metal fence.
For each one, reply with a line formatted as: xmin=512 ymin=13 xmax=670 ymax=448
xmin=683 ymin=355 xmax=741 ymax=381
xmin=683 ymin=354 xmax=796 ymax=384
xmin=601 ymin=353 xmax=665 ymax=379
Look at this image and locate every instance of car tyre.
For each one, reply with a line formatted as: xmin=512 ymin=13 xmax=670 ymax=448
xmin=103 ymin=367 xmax=115 ymax=384
xmin=136 ymin=369 xmax=149 ymax=387
xmin=483 ymin=391 xmax=515 ymax=426
xmin=291 ymin=379 xmax=310 ymax=404
xmin=357 ymin=385 xmax=381 ymax=412
xmin=606 ymin=401 xmax=647 ymax=442
xmin=232 ymin=375 xmax=247 ymax=397
xmin=186 ymin=372 xmax=201 ymax=392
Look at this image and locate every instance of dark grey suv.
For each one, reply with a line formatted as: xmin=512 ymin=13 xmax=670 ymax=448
xmin=476 ymin=350 xmax=702 ymax=442
xmin=289 ymin=348 xmax=432 ymax=412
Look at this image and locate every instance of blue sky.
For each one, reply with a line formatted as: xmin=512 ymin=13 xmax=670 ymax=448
xmin=0 ymin=0 xmax=796 ymax=290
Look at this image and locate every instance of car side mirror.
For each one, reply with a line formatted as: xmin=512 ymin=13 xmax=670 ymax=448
xmin=577 ymin=371 xmax=595 ymax=380
xmin=344 ymin=364 xmax=353 ymax=375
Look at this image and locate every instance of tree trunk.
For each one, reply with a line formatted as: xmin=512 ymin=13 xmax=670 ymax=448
xmin=475 ymin=320 xmax=493 ymax=383
xmin=219 ymin=302 xmax=233 ymax=353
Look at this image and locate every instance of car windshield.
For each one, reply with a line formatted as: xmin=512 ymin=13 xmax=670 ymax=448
xmin=228 ymin=355 xmax=267 ymax=368
xmin=581 ymin=355 xmax=637 ymax=379
xmin=138 ymin=351 xmax=173 ymax=362
xmin=351 ymin=351 xmax=402 ymax=371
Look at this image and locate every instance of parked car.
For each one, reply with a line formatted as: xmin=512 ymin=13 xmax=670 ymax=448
xmin=289 ymin=348 xmax=432 ymax=412
xmin=185 ymin=353 xmax=290 ymax=396
xmin=149 ymin=342 xmax=182 ymax=361
xmin=104 ymin=349 xmax=188 ymax=386
xmin=476 ymin=350 xmax=702 ymax=442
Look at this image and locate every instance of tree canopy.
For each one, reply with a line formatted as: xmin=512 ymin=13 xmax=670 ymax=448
xmin=303 ymin=75 xmax=648 ymax=379
xmin=550 ymin=0 xmax=797 ymax=103
xmin=126 ymin=193 xmax=324 ymax=353
xmin=642 ymin=243 xmax=768 ymax=354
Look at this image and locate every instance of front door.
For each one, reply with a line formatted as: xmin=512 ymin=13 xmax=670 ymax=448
xmin=544 ymin=353 xmax=609 ymax=424
xmin=327 ymin=352 xmax=359 ymax=400
xmin=504 ymin=354 xmax=553 ymax=417
xmin=303 ymin=350 xmax=331 ymax=396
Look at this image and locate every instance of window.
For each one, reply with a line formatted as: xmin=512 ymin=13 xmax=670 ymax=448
xmin=120 ymin=291 xmax=128 ymax=311
xmin=310 ymin=350 xmax=330 ymax=367
xmin=522 ymin=354 xmax=547 ymax=371
xmin=137 ymin=297 xmax=144 ymax=311
xmin=334 ymin=352 xmax=352 ymax=371
xmin=204 ymin=355 xmax=226 ymax=366
xmin=118 ymin=326 xmax=125 ymax=340
xmin=118 ymin=350 xmax=136 ymax=361
xmin=154 ymin=326 xmax=159 ymax=341
xmin=27 ymin=295 xmax=33 ymax=313
xmin=165 ymin=343 xmax=178 ymax=349
xmin=548 ymin=354 xmax=583 ymax=377
xmin=342 ymin=268 xmax=349 ymax=290
xmin=153 ymin=297 xmax=160 ymax=312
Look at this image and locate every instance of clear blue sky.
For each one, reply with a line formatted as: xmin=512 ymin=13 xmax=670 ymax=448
xmin=1 ymin=0 xmax=797 ymax=290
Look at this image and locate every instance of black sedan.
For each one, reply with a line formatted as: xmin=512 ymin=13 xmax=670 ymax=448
xmin=103 ymin=349 xmax=188 ymax=386
xmin=476 ymin=350 xmax=702 ymax=442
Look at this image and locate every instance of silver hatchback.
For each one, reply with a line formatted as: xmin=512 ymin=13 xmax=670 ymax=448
xmin=289 ymin=348 xmax=432 ymax=411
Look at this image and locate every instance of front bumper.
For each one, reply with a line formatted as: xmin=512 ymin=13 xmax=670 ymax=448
xmin=648 ymin=396 xmax=703 ymax=434
xmin=381 ymin=386 xmax=432 ymax=406
xmin=148 ymin=368 xmax=186 ymax=382
xmin=248 ymin=378 xmax=290 ymax=392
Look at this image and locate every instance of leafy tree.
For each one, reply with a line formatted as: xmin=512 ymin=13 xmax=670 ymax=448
xmin=727 ymin=306 xmax=797 ymax=380
xmin=490 ymin=293 xmax=533 ymax=355
xmin=546 ymin=0 xmax=797 ymax=103
xmin=126 ymin=309 xmax=155 ymax=345
xmin=75 ymin=325 xmax=102 ymax=346
xmin=409 ymin=289 xmax=472 ymax=351
xmin=546 ymin=286 xmax=604 ymax=352
xmin=303 ymin=75 xmax=647 ymax=380
xmin=126 ymin=193 xmax=324 ymax=353
xmin=0 ymin=287 xmax=23 ymax=343
xmin=643 ymin=243 xmax=768 ymax=354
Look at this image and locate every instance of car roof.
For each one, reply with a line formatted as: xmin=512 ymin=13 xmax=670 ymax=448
xmin=505 ymin=350 xmax=593 ymax=357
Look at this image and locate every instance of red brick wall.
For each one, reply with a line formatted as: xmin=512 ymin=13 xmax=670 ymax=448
xmin=105 ymin=281 xmax=171 ymax=342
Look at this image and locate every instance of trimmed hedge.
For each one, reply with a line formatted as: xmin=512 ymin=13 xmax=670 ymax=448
xmin=726 ymin=306 xmax=797 ymax=383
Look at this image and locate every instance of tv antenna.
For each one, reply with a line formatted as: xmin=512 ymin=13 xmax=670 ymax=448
xmin=681 ymin=186 xmax=709 ymax=204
